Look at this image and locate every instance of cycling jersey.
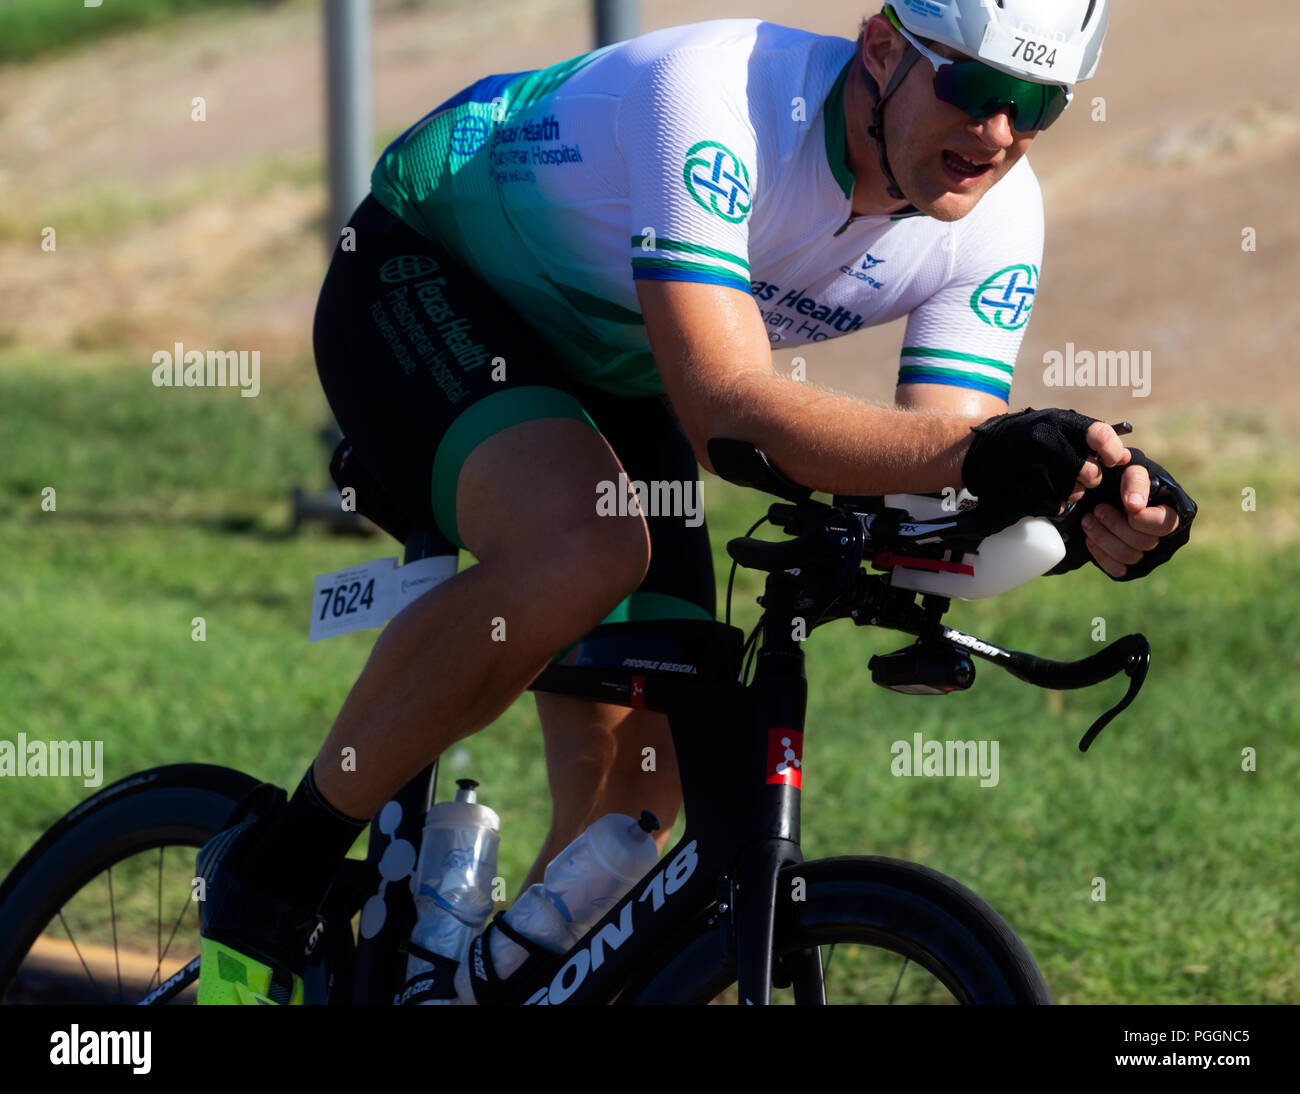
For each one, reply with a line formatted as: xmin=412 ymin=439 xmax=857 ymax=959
xmin=371 ymin=18 xmax=1044 ymax=402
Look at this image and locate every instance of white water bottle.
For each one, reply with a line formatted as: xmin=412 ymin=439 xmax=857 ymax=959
xmin=454 ymin=811 xmax=659 ymax=1002
xmin=403 ymin=778 xmax=499 ymax=1005
xmin=884 ymin=492 xmax=1067 ymax=600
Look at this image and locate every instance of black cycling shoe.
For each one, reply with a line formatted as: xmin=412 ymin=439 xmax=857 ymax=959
xmin=195 ymin=783 xmax=326 ymax=1005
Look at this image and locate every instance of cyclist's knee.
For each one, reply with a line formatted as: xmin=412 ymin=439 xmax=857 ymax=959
xmin=550 ymin=512 xmax=650 ymax=599
xmin=456 ymin=417 xmax=650 ymax=604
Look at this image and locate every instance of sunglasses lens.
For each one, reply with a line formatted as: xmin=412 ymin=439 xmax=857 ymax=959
xmin=933 ymin=62 xmax=1067 ymax=132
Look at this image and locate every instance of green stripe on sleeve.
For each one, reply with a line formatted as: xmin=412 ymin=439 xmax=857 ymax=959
xmin=631 ymin=257 xmax=750 ymax=288
xmin=630 ymin=235 xmax=750 ymax=273
xmin=897 ymin=364 xmax=1012 ymax=396
xmin=900 ymin=346 xmax=1013 ymax=374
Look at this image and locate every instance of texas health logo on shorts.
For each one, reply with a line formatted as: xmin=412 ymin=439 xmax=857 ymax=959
xmin=379 ymin=254 xmax=440 ymax=283
xmin=682 ymin=139 xmax=752 ymax=223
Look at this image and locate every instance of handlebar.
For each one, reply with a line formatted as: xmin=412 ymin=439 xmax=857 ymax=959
xmin=708 ymin=438 xmax=1152 ymax=752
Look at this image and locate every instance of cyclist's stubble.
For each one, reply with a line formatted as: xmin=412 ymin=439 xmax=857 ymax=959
xmin=852 ymin=30 xmax=1038 ymax=223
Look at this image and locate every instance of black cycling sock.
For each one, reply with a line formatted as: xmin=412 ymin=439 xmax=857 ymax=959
xmin=240 ymin=764 xmax=369 ymax=910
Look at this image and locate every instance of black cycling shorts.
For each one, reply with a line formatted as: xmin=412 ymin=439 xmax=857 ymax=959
xmin=312 ymin=193 xmax=714 ymax=624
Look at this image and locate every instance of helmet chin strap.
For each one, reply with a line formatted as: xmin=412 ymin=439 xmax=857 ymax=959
xmin=862 ymin=45 xmax=921 ymax=202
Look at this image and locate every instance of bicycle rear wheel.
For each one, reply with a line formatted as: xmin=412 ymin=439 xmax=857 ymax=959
xmin=622 ymin=856 xmax=1052 ymax=1004
xmin=0 ymin=764 xmax=258 ymax=1004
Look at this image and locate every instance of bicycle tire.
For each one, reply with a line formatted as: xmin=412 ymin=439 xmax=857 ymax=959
xmin=621 ymin=855 xmax=1052 ymax=1004
xmin=0 ymin=763 xmax=259 ymax=1004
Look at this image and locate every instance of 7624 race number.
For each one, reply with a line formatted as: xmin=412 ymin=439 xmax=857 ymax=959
xmin=1011 ymin=37 xmax=1058 ymax=69
xmin=317 ymin=579 xmax=376 ymax=620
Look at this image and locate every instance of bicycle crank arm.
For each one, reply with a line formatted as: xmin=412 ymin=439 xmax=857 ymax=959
xmin=933 ymin=627 xmax=1151 ymax=752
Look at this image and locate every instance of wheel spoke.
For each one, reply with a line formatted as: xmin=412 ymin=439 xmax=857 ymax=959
xmin=154 ymin=847 xmax=164 ymax=990
xmin=154 ymin=870 xmax=195 ymax=988
xmin=888 ymin=956 xmax=909 ymax=1004
xmin=107 ymin=866 xmax=123 ymax=1003
xmin=57 ymin=909 xmax=100 ymax=994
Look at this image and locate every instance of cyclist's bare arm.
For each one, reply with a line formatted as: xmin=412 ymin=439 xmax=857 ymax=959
xmin=896 ymin=380 xmax=1103 ymax=508
xmin=897 ymin=371 xmax=1179 ymax=579
xmin=637 ymin=280 xmax=1128 ymax=500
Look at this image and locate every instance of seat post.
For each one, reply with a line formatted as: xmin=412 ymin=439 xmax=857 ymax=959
xmin=403 ymin=528 xmax=456 ymax=564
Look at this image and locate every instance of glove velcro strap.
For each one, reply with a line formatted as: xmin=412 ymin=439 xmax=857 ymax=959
xmin=964 ymin=406 xmax=1098 ymax=517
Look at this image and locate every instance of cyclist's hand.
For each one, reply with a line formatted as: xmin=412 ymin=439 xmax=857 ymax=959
xmin=1061 ymin=420 xmax=1132 ymax=515
xmin=1047 ymin=447 xmax=1197 ymax=580
xmin=1079 ymin=461 xmax=1181 ymax=578
xmin=962 ymin=407 xmax=1117 ymax=518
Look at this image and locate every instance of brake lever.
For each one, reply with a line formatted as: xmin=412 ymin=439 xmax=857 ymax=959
xmin=923 ymin=625 xmax=1152 ymax=753
xmin=1076 ymin=634 xmax=1149 ymax=752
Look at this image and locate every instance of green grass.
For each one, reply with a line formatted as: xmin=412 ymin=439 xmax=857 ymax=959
xmin=0 ymin=149 xmax=324 ymax=247
xmin=0 ymin=0 xmax=290 ymax=64
xmin=0 ymin=353 xmax=1296 ymax=1002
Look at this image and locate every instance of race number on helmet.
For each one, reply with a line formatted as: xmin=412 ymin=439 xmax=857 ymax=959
xmin=887 ymin=0 xmax=1110 ymax=85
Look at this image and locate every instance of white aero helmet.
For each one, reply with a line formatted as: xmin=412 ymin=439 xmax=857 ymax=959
xmin=889 ymin=0 xmax=1110 ymax=85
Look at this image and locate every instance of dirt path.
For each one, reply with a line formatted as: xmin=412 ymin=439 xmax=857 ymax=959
xmin=3 ymin=0 xmax=1298 ymax=426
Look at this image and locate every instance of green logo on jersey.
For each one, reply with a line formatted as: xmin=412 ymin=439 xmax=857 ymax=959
xmin=970 ymin=263 xmax=1038 ymax=330
xmin=683 ymin=140 xmax=753 ymax=224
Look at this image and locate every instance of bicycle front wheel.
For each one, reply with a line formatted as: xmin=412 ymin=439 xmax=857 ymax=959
xmin=623 ymin=855 xmax=1052 ymax=1004
xmin=0 ymin=763 xmax=259 ymax=1005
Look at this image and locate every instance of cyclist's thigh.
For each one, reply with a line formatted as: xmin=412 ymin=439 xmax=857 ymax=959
xmin=574 ymin=384 xmax=716 ymax=623
xmin=456 ymin=416 xmax=648 ymax=573
xmin=312 ymin=195 xmax=641 ymax=570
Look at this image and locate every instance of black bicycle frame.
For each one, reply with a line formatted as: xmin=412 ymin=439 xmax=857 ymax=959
xmin=324 ymin=433 xmax=1151 ymax=1005
xmin=345 ymin=530 xmax=815 ymax=1005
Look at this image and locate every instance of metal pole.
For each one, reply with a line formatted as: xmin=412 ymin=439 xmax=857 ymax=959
xmin=593 ymin=0 xmax=639 ymax=48
xmin=301 ymin=0 xmax=373 ymax=535
xmin=325 ymin=0 xmax=372 ymax=249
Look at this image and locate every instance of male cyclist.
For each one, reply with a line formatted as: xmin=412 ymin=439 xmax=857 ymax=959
xmin=197 ymin=0 xmax=1194 ymax=1004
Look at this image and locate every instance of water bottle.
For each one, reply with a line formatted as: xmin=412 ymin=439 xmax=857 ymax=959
xmin=403 ymin=778 xmax=499 ymax=1005
xmin=454 ymin=811 xmax=659 ymax=1002
xmin=883 ymin=492 xmax=1067 ymax=600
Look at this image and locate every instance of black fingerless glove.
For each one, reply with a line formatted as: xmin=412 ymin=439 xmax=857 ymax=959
xmin=962 ymin=407 xmax=1099 ymax=517
xmin=1045 ymin=447 xmax=1197 ymax=580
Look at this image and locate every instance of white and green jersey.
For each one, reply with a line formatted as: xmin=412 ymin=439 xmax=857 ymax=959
xmin=371 ymin=19 xmax=1044 ymax=400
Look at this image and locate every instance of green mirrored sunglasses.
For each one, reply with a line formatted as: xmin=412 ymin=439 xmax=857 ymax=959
xmin=886 ymin=8 xmax=1073 ymax=132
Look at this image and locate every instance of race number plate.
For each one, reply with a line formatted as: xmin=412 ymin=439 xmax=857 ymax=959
xmin=978 ymin=21 xmax=1084 ymax=82
xmin=308 ymin=555 xmax=457 ymax=642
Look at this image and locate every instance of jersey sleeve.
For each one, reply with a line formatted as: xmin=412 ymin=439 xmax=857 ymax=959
xmin=897 ymin=161 xmax=1045 ymax=402
xmin=617 ymin=46 xmax=758 ymax=295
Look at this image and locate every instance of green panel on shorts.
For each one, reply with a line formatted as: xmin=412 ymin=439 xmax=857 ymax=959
xmin=548 ymin=592 xmax=716 ymax=664
xmin=431 ymin=385 xmax=596 ymax=549
xmin=600 ymin=591 xmax=714 ymax=624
